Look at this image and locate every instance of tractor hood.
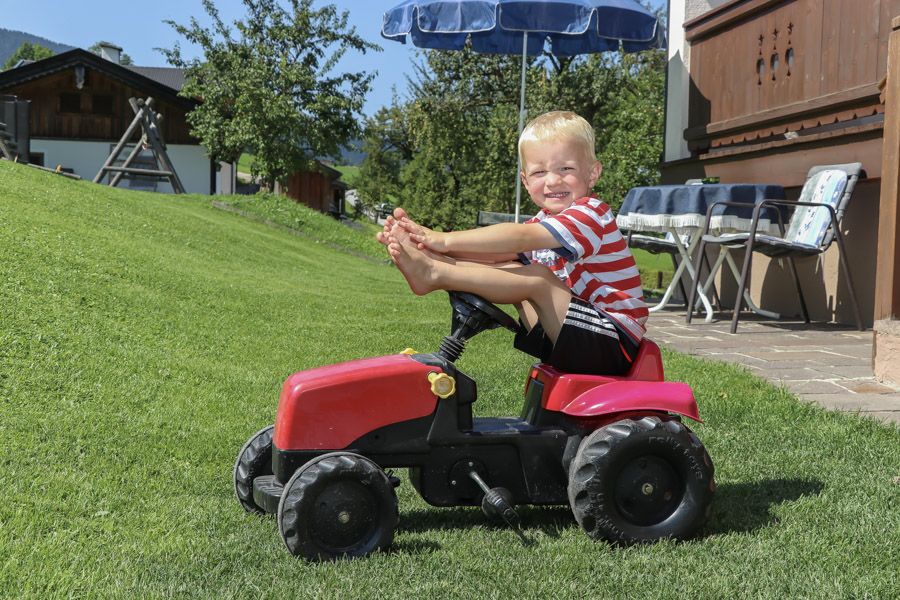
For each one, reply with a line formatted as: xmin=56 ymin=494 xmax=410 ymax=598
xmin=274 ymin=354 xmax=440 ymax=450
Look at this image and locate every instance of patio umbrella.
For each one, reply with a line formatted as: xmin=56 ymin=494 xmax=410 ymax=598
xmin=382 ymin=0 xmax=665 ymax=221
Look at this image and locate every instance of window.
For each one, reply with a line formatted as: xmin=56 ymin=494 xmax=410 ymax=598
xmin=59 ymin=93 xmax=82 ymax=114
xmin=29 ymin=152 xmax=44 ymax=167
xmin=92 ymin=95 xmax=114 ymax=116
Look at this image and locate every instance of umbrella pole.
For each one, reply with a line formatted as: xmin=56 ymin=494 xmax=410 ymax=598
xmin=514 ymin=32 xmax=528 ymax=224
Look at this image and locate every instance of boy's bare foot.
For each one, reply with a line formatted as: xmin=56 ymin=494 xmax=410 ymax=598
xmin=376 ymin=208 xmax=431 ymax=252
xmin=388 ymin=237 xmax=439 ymax=296
xmin=376 ymin=221 xmax=390 ymax=246
xmin=376 ymin=216 xmax=397 ymax=245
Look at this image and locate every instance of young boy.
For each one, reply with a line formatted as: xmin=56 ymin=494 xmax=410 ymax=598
xmin=378 ymin=111 xmax=647 ymax=376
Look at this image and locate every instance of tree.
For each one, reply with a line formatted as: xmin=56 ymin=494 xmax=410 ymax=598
xmin=359 ymin=43 xmax=666 ymax=229
xmin=88 ymin=42 xmax=134 ymax=65
xmin=2 ymin=42 xmax=53 ymax=70
xmin=160 ymin=0 xmax=379 ymax=185
xmin=354 ymin=99 xmax=412 ymax=217
xmin=384 ymin=46 xmax=525 ymax=229
xmin=592 ymin=50 xmax=666 ymax=210
xmin=361 ymin=0 xmax=668 ymax=227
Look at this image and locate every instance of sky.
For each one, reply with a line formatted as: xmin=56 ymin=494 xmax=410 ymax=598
xmin=1 ymin=0 xmax=666 ymax=117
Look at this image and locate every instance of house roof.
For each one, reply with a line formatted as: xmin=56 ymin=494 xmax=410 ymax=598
xmin=0 ymin=48 xmax=195 ymax=110
xmin=125 ymin=66 xmax=186 ymax=92
xmin=315 ymin=161 xmax=350 ymax=188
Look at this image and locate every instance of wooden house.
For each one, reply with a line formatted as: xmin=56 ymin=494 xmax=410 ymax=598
xmin=280 ymin=161 xmax=347 ymax=217
xmin=0 ymin=45 xmax=231 ymax=194
xmin=664 ymin=0 xmax=900 ymax=384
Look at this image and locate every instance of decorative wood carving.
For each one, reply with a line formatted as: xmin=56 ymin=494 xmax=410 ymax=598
xmin=683 ymin=0 xmax=900 ymax=158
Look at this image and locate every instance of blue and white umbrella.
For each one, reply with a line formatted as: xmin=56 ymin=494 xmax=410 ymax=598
xmin=382 ymin=0 xmax=665 ymax=219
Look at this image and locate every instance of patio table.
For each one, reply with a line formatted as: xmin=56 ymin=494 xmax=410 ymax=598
xmin=616 ymin=183 xmax=786 ymax=322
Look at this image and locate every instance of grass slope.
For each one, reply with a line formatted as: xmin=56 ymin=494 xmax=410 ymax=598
xmin=217 ymin=192 xmax=384 ymax=261
xmin=1 ymin=160 xmax=898 ymax=599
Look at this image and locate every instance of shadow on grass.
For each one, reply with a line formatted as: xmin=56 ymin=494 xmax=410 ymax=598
xmin=389 ymin=539 xmax=443 ymax=555
xmin=397 ymin=478 xmax=824 ymax=546
xmin=704 ymin=478 xmax=824 ymax=536
xmin=400 ymin=505 xmax=574 ymax=537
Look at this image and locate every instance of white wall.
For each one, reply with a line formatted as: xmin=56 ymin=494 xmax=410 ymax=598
xmin=664 ymin=1 xmax=732 ymax=163
xmin=29 ymin=138 xmax=217 ymax=195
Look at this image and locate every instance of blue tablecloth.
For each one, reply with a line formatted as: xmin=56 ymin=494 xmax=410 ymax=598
xmin=616 ymin=183 xmax=787 ymax=235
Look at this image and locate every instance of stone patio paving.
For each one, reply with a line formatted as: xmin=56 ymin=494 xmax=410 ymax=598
xmin=648 ymin=307 xmax=900 ymax=426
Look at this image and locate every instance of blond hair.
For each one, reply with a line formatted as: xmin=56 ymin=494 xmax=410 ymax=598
xmin=518 ymin=111 xmax=597 ymax=166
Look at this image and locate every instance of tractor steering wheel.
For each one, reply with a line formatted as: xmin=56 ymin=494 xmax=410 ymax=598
xmin=448 ymin=291 xmax=519 ymax=334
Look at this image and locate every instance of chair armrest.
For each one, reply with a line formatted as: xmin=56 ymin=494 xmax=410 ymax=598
xmin=754 ymin=198 xmax=839 ymax=214
xmin=754 ymin=198 xmax=840 ymax=234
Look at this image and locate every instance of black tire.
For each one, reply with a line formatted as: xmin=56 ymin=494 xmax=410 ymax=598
xmin=233 ymin=425 xmax=274 ymax=514
xmin=277 ymin=452 xmax=399 ymax=561
xmin=568 ymin=416 xmax=715 ymax=544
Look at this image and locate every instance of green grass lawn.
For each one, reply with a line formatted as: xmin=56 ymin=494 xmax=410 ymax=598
xmin=237 ymin=152 xmax=255 ymax=174
xmin=1 ymin=160 xmax=898 ymax=598
xmin=632 ymin=247 xmax=675 ymax=294
xmin=333 ymin=164 xmax=360 ymax=188
xmin=216 ymin=192 xmax=385 ymax=261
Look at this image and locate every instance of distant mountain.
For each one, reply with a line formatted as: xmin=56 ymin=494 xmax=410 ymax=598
xmin=339 ymin=139 xmax=366 ymax=166
xmin=0 ymin=28 xmax=74 ymax=66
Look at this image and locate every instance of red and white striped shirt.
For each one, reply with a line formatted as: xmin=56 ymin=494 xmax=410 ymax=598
xmin=524 ymin=197 xmax=648 ymax=342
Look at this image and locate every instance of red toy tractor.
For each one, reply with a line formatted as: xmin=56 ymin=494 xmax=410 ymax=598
xmin=235 ymin=292 xmax=715 ymax=561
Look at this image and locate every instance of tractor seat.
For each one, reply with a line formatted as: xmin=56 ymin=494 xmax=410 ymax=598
xmin=620 ymin=339 xmax=665 ymax=382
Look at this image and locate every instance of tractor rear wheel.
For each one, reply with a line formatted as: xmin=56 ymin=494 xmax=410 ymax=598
xmin=277 ymin=452 xmax=399 ymax=561
xmin=233 ymin=425 xmax=274 ymax=514
xmin=568 ymin=416 xmax=715 ymax=544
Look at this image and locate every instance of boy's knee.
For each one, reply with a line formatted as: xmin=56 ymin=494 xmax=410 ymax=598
xmin=522 ymin=263 xmax=553 ymax=278
xmin=524 ymin=263 xmax=566 ymax=289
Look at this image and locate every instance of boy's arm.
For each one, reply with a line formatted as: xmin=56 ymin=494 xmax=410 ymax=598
xmin=406 ymin=222 xmax=558 ymax=256
xmin=440 ymin=250 xmax=521 ymax=262
xmin=391 ymin=214 xmax=520 ymax=262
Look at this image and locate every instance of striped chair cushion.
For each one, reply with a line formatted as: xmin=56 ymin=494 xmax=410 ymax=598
xmin=785 ymin=169 xmax=848 ymax=248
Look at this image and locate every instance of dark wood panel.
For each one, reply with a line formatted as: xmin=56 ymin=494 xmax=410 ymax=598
xmin=874 ymin=15 xmax=900 ymax=320
xmin=760 ymin=8 xmax=776 ymax=115
xmin=800 ymin=0 xmax=824 ymax=101
xmin=820 ymin=0 xmax=841 ymax=97
xmin=287 ymin=171 xmax=335 ymax=213
xmin=876 ymin=0 xmax=900 ymax=78
xmin=663 ymin=128 xmax=883 ymax=186
xmin=685 ymin=0 xmax=785 ymax=42
xmin=4 ymin=67 xmax=196 ymax=144
xmin=685 ymin=0 xmax=890 ymax=154
xmin=684 ymin=83 xmax=881 ymax=139
xmin=778 ymin=2 xmax=802 ymax=106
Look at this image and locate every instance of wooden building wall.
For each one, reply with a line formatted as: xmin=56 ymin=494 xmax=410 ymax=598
xmin=285 ymin=170 xmax=341 ymax=214
xmin=3 ymin=67 xmax=196 ymax=144
xmin=683 ymin=0 xmax=900 ymax=156
xmin=663 ymin=0 xmax=900 ymax=327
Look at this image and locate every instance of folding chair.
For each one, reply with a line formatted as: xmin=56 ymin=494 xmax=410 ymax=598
xmin=686 ymin=163 xmax=864 ymax=333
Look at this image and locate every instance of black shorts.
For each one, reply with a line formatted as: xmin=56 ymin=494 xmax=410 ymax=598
xmin=513 ymin=297 xmax=639 ymax=376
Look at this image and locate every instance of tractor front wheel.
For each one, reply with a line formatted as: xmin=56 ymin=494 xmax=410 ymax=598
xmin=277 ymin=452 xmax=399 ymax=561
xmin=568 ymin=416 xmax=715 ymax=544
xmin=233 ymin=425 xmax=274 ymax=514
